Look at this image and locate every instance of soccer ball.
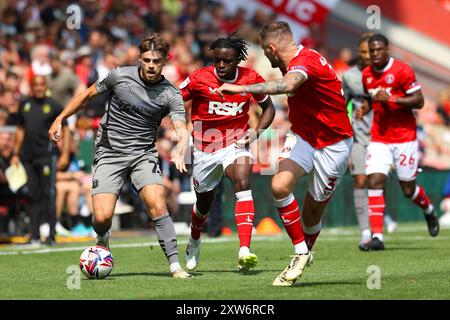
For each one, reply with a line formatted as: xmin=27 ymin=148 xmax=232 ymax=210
xmin=79 ymin=246 xmax=114 ymax=279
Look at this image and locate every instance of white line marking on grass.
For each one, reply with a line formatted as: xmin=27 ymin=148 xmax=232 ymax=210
xmin=317 ymin=236 xmax=450 ymax=242
xmin=323 ymin=225 xmax=442 ymax=235
xmin=0 ymin=235 xmax=282 ymax=256
xmin=1 ymin=229 xmax=448 ymax=256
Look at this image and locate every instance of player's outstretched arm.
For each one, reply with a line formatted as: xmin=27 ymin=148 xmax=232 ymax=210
xmin=171 ymin=120 xmax=189 ymax=173
xmin=48 ymin=84 xmax=99 ymax=144
xmin=218 ymin=72 xmax=307 ymax=97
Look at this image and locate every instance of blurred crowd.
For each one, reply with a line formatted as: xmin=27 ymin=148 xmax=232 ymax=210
xmin=1 ymin=0 xmax=449 ymax=238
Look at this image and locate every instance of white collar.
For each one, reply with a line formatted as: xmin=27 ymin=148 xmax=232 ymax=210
xmin=214 ymin=67 xmax=239 ymax=83
xmin=295 ymin=44 xmax=304 ymax=57
xmin=373 ymin=57 xmax=394 ymax=73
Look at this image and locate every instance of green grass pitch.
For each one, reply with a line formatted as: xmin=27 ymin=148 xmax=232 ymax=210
xmin=1 ymin=222 xmax=450 ymax=300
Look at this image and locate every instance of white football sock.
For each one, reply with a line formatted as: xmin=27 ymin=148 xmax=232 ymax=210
xmin=294 ymin=241 xmax=309 ymax=255
xmin=169 ymin=262 xmax=181 ymax=273
xmin=373 ymin=233 xmax=383 ymax=242
xmin=239 ymin=246 xmax=250 ymax=257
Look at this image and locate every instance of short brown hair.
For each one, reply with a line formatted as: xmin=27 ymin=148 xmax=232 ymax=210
xmin=139 ymin=33 xmax=169 ymax=57
xmin=260 ymin=21 xmax=293 ymax=42
xmin=359 ymin=32 xmax=375 ymax=45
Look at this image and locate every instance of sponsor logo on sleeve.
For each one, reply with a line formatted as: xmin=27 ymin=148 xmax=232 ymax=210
xmin=290 ymin=65 xmax=308 ymax=72
xmin=179 ymin=77 xmax=190 ymax=89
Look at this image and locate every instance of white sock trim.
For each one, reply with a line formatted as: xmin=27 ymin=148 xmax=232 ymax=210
xmin=354 ymin=188 xmax=367 ymax=196
xmin=303 ymin=220 xmax=322 ymax=235
xmin=189 ymin=237 xmax=201 ymax=244
xmin=236 ymin=190 xmax=253 ymax=202
xmin=368 ymin=189 xmax=383 ymax=197
xmin=373 ymin=233 xmax=383 ymax=241
xmin=274 ymin=193 xmax=295 ymax=208
xmin=412 ymin=185 xmax=420 ymax=200
xmin=239 ymin=246 xmax=250 ymax=257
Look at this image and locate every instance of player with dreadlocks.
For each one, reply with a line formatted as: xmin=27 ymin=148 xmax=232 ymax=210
xmin=179 ymin=35 xmax=275 ymax=272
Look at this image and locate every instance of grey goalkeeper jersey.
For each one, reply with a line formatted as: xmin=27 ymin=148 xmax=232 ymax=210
xmin=95 ymin=66 xmax=185 ymax=153
xmin=341 ymin=65 xmax=372 ymax=146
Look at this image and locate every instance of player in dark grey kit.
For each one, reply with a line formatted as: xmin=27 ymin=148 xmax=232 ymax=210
xmin=49 ymin=33 xmax=192 ymax=278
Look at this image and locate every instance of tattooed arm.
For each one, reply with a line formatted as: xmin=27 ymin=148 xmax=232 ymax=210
xmin=217 ymin=72 xmax=307 ymax=97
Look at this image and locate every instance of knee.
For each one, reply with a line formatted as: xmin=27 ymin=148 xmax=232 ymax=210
xmin=272 ymin=178 xmax=291 ymax=199
xmin=154 ymin=202 xmax=168 ymax=216
xmin=94 ymin=212 xmax=111 ymax=225
xmin=93 ymin=205 xmax=113 ymax=224
xmin=147 ymin=198 xmax=167 ymax=217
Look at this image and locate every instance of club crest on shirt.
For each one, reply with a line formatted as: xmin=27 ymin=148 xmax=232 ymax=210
xmin=42 ymin=165 xmax=51 ymax=176
xmin=24 ymin=102 xmax=31 ymax=112
xmin=42 ymin=104 xmax=51 ymax=114
xmin=208 ymin=87 xmax=217 ymax=93
xmin=385 ymin=74 xmax=395 ymax=84
xmin=366 ymin=77 xmax=373 ymax=84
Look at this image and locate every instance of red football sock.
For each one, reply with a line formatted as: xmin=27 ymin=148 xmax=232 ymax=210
xmin=190 ymin=205 xmax=207 ymax=240
xmin=411 ymin=185 xmax=433 ymax=213
xmin=235 ymin=190 xmax=255 ymax=248
xmin=368 ymin=189 xmax=384 ymax=235
xmin=275 ymin=194 xmax=304 ymax=245
xmin=303 ymin=221 xmax=322 ymax=251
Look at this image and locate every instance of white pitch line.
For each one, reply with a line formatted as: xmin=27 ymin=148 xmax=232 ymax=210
xmin=0 ymin=232 xmax=448 ymax=256
xmin=0 ymin=235 xmax=281 ymax=256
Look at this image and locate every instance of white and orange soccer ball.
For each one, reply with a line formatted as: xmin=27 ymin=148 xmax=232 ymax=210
xmin=79 ymin=246 xmax=114 ymax=279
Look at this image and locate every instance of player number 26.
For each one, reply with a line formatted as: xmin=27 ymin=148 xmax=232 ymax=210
xmin=399 ymin=154 xmax=415 ymax=166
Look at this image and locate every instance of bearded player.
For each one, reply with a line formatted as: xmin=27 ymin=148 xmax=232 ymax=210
xmin=218 ymin=22 xmax=353 ymax=286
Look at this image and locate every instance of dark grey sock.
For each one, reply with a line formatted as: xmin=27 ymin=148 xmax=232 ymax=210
xmin=153 ymin=213 xmax=179 ymax=264
xmin=354 ymin=188 xmax=370 ymax=231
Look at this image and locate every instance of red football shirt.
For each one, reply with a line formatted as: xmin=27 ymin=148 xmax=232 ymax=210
xmin=362 ymin=57 xmax=421 ymax=143
xmin=285 ymin=46 xmax=353 ymax=149
xmin=180 ymin=66 xmax=268 ymax=152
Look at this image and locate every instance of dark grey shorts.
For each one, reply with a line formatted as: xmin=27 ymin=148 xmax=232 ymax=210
xmin=91 ymin=147 xmax=162 ymax=196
